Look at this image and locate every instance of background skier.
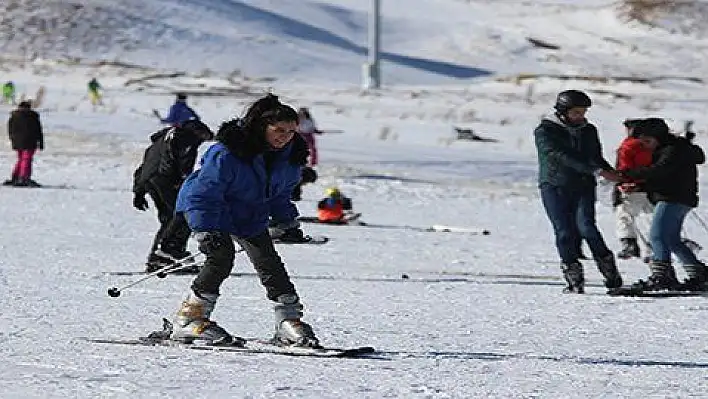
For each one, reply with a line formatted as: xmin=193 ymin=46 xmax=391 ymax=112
xmin=87 ymin=78 xmax=103 ymax=106
xmin=317 ymin=187 xmax=355 ymax=224
xmin=132 ymin=118 xmax=214 ymax=272
xmin=297 ymin=107 xmax=322 ymax=166
xmin=2 ymin=81 xmax=16 ymax=105
xmin=154 ymin=93 xmax=200 ymax=127
xmin=622 ymin=118 xmax=708 ymax=292
xmin=534 ymin=89 xmax=625 ymax=293
xmin=5 ymin=100 xmax=43 ymax=187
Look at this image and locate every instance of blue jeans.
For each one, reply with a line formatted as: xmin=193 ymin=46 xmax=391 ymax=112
xmin=540 ymin=184 xmax=612 ymax=264
xmin=650 ymin=202 xmax=700 ymax=265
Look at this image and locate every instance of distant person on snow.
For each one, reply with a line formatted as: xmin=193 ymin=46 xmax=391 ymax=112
xmin=2 ymin=81 xmax=16 ymax=105
xmin=534 ymin=89 xmax=625 ymax=293
xmin=132 ymin=118 xmax=214 ymax=273
xmin=297 ymin=107 xmax=322 ymax=167
xmin=317 ymin=187 xmax=355 ymax=224
xmin=5 ymin=100 xmax=43 ymax=187
xmin=167 ymin=94 xmax=319 ymax=347
xmin=87 ymin=78 xmax=103 ymax=106
xmin=154 ymin=93 xmax=200 ymax=127
xmin=622 ymin=118 xmax=708 ymax=292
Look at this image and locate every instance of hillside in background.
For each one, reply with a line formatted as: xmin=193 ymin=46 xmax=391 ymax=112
xmin=1 ymin=0 xmax=708 ymax=85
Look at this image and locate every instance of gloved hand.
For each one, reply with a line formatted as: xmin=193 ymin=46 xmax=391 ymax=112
xmin=194 ymin=231 xmax=229 ymax=253
xmin=133 ymin=193 xmax=149 ymax=211
xmin=278 ymin=227 xmax=305 ymax=242
xmin=269 ymin=220 xmax=303 ymax=241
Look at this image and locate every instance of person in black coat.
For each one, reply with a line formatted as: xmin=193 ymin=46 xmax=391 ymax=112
xmin=5 ymin=101 xmax=43 ymax=187
xmin=623 ymin=118 xmax=708 ymax=291
xmin=132 ymin=119 xmax=213 ymax=271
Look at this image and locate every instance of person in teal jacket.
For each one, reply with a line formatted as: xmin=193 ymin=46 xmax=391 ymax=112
xmin=534 ymin=89 xmax=625 ymax=293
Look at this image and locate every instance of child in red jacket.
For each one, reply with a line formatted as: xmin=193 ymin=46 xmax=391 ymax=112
xmin=614 ymin=119 xmax=655 ymax=259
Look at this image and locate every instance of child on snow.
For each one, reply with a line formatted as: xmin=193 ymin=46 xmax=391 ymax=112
xmin=317 ymin=187 xmax=355 ymax=224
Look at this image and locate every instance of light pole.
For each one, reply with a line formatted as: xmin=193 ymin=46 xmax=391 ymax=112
xmin=363 ymin=0 xmax=381 ymax=89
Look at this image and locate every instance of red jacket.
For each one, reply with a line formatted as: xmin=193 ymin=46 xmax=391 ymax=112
xmin=616 ymin=136 xmax=653 ymax=185
xmin=616 ymin=137 xmax=652 ymax=170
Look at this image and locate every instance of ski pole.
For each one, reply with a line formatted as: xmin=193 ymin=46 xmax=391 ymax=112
xmin=690 ymin=211 xmax=708 ymax=234
xmin=107 ymin=252 xmax=204 ymax=298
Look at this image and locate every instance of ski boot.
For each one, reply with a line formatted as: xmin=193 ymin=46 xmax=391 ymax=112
xmin=561 ymin=261 xmax=584 ymax=294
xmin=628 ymin=261 xmax=681 ymax=292
xmin=273 ymin=294 xmax=320 ymax=348
xmin=596 ymin=254 xmax=623 ymax=289
xmin=681 ymin=263 xmax=708 ymax=292
xmin=171 ymin=290 xmax=234 ymax=344
xmin=617 ymin=238 xmax=640 ymax=259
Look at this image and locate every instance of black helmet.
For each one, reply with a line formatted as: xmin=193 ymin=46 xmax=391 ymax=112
xmin=554 ymin=90 xmax=592 ymax=114
xmin=181 ymin=118 xmax=213 ymax=140
xmin=176 ymin=92 xmax=187 ymax=101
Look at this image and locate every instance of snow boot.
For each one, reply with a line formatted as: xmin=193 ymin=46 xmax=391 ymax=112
xmin=273 ymin=294 xmax=320 ymax=348
xmin=629 ymin=261 xmax=681 ymax=292
xmin=171 ymin=290 xmax=233 ymax=344
xmin=596 ymin=254 xmax=623 ymax=289
xmin=617 ymin=238 xmax=640 ymax=259
xmin=561 ymin=261 xmax=584 ymax=294
xmin=681 ymin=263 xmax=708 ymax=291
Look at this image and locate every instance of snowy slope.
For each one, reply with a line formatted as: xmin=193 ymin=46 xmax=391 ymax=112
xmin=1 ymin=0 xmax=708 ymax=398
xmin=2 ymin=0 xmax=708 ymax=85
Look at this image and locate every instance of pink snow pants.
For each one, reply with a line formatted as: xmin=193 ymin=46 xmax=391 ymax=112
xmin=12 ymin=149 xmax=36 ymax=180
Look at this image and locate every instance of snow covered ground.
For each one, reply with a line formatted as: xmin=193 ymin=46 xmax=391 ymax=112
xmin=1 ymin=0 xmax=708 ymax=397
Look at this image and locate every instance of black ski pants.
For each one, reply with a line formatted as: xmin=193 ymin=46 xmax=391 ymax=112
xmin=192 ymin=230 xmax=297 ymax=301
xmin=147 ymin=182 xmax=190 ymax=255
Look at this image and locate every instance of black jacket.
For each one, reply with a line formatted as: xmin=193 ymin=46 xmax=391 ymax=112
xmin=625 ymin=135 xmax=705 ymax=207
xmin=133 ymin=127 xmax=205 ymax=195
xmin=534 ymin=115 xmax=613 ymax=189
xmin=8 ymin=108 xmax=43 ymax=150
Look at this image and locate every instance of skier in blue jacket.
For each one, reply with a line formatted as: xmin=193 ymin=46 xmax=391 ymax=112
xmin=169 ymin=94 xmax=318 ymax=347
xmin=155 ymin=93 xmax=200 ymax=126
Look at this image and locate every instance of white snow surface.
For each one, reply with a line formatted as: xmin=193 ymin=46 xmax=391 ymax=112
xmin=1 ymin=0 xmax=708 ymax=398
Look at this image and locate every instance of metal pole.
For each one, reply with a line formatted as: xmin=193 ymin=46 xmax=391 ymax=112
xmin=364 ymin=0 xmax=381 ymax=89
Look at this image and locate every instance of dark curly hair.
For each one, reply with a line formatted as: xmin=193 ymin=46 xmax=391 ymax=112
xmin=216 ymin=93 xmax=299 ymax=159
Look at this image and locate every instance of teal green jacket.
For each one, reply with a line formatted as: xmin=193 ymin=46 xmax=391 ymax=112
xmin=533 ymin=114 xmax=613 ymax=189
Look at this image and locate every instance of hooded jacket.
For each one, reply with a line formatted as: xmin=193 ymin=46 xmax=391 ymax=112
xmin=175 ymin=121 xmax=308 ymax=238
xmin=132 ymin=126 xmax=206 ymax=195
xmin=624 ymin=134 xmax=705 ymax=207
xmin=533 ymin=114 xmax=612 ymax=188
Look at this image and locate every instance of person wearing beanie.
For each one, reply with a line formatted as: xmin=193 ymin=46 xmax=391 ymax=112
xmin=621 ymin=118 xmax=708 ymax=292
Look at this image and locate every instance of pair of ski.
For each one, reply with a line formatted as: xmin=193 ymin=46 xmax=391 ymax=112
xmin=88 ymin=319 xmax=374 ymax=358
xmin=606 ymin=286 xmax=707 ymax=298
xmin=297 ymin=214 xmax=491 ymax=235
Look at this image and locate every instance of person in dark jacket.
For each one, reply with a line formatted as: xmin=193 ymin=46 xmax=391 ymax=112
xmin=154 ymin=93 xmax=200 ymax=127
xmin=132 ymin=119 xmax=214 ymax=272
xmin=534 ymin=90 xmax=625 ymax=293
xmin=5 ymin=101 xmax=43 ymax=187
xmin=622 ymin=118 xmax=708 ymax=291
xmin=168 ymin=94 xmax=319 ymax=348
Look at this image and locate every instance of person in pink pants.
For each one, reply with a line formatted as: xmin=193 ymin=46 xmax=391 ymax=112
xmin=5 ymin=101 xmax=43 ymax=187
xmin=297 ymin=107 xmax=322 ymax=167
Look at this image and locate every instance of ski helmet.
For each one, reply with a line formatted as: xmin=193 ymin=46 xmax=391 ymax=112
xmin=182 ymin=118 xmax=213 ymax=140
xmin=325 ymin=187 xmax=341 ymax=197
xmin=554 ymin=90 xmax=592 ymax=114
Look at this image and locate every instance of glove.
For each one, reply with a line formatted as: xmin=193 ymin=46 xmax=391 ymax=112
xmin=269 ymin=220 xmax=302 ymax=241
xmin=194 ymin=231 xmax=229 ymax=253
xmin=133 ymin=193 xmax=149 ymax=211
xmin=277 ymin=227 xmax=305 ymax=242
